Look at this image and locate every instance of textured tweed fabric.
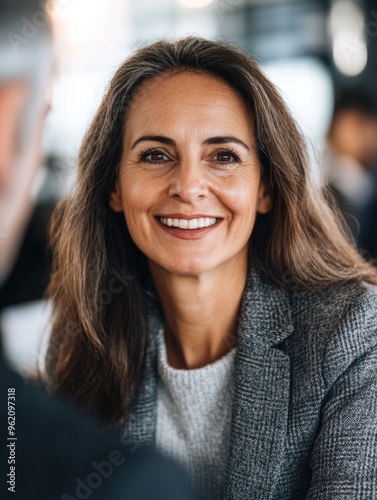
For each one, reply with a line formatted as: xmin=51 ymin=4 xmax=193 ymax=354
xmin=120 ymin=264 xmax=377 ymax=499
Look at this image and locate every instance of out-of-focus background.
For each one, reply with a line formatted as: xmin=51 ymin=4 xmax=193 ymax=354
xmin=2 ymin=0 xmax=377 ymax=374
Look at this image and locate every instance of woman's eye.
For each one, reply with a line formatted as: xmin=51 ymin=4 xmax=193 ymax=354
xmin=140 ymin=150 xmax=169 ymax=163
xmin=214 ymin=151 xmax=239 ymax=164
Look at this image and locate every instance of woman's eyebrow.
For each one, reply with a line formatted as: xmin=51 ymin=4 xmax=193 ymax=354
xmin=131 ymin=135 xmax=175 ymax=149
xmin=203 ymin=136 xmax=251 ymax=151
xmin=131 ymin=135 xmax=251 ymax=151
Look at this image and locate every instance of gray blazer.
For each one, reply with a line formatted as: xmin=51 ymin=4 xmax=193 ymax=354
xmin=121 ymin=266 xmax=377 ymax=499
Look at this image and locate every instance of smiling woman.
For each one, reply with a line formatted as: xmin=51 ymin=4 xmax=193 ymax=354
xmin=46 ymin=37 xmax=377 ymax=500
xmin=109 ymin=72 xmax=271 ymax=281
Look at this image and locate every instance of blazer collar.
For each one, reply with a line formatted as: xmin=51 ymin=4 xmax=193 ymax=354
xmin=118 ymin=283 xmax=162 ymax=448
xmin=237 ymin=265 xmax=293 ymax=347
xmin=224 ymin=267 xmax=293 ymax=499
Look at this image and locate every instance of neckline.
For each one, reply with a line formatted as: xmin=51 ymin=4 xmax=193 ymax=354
xmin=157 ymin=327 xmax=237 ymax=374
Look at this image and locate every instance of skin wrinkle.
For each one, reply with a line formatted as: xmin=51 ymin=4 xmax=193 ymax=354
xmin=110 ymin=72 xmax=272 ymax=369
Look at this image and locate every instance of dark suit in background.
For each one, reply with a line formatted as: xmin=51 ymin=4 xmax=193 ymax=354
xmin=1 ymin=344 xmax=200 ymax=500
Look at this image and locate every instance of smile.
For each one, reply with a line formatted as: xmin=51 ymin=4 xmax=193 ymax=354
xmin=159 ymin=217 xmax=219 ymax=229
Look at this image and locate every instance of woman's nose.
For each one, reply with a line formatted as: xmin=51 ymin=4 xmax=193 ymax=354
xmin=167 ymin=160 xmax=207 ymax=202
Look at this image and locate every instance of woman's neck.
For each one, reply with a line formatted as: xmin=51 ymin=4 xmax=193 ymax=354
xmin=148 ymin=255 xmax=248 ymax=369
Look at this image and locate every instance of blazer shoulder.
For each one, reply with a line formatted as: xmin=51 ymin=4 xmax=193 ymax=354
xmin=290 ymin=279 xmax=377 ymax=323
xmin=287 ymin=281 xmax=377 ymax=381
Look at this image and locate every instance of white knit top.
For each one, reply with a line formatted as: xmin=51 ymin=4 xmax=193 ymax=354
xmin=155 ymin=327 xmax=237 ymax=500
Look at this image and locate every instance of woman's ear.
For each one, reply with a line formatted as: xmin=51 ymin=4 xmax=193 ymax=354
xmin=256 ymin=178 xmax=273 ymax=214
xmin=109 ymin=182 xmax=123 ymax=212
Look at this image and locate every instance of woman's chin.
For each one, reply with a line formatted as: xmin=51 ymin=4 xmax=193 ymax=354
xmin=150 ymin=256 xmax=220 ymax=277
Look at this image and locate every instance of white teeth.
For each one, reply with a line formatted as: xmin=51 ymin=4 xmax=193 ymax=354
xmin=179 ymin=219 xmax=189 ymax=229
xmin=188 ymin=219 xmax=198 ymax=229
xmin=159 ymin=217 xmax=218 ymax=229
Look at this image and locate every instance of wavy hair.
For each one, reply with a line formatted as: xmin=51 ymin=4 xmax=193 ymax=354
xmin=46 ymin=36 xmax=377 ymax=427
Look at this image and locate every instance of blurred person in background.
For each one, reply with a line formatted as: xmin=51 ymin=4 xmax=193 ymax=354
xmin=0 ymin=2 xmax=199 ymax=499
xmin=323 ymin=90 xmax=377 ymax=259
xmin=46 ymin=37 xmax=377 ymax=500
xmin=0 ymin=0 xmax=51 ymax=284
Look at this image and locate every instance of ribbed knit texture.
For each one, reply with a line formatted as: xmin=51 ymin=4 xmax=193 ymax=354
xmin=155 ymin=327 xmax=237 ymax=500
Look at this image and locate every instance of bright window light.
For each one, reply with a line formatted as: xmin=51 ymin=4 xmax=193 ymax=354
xmin=178 ymin=0 xmax=214 ymax=8
xmin=333 ymin=31 xmax=367 ymax=76
xmin=330 ymin=1 xmax=367 ymax=76
xmin=52 ymin=0 xmax=109 ymax=52
xmin=264 ymin=58 xmax=334 ymax=182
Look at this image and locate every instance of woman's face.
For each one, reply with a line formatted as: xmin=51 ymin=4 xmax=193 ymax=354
xmin=110 ymin=71 xmax=272 ymax=276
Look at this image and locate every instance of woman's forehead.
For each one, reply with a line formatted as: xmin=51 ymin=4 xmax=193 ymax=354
xmin=131 ymin=71 xmax=244 ymax=107
xmin=125 ymin=71 xmax=255 ymax=145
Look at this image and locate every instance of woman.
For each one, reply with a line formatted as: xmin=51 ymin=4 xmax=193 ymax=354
xmin=46 ymin=37 xmax=377 ymax=499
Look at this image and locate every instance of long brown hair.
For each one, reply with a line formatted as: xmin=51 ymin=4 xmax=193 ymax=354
xmin=46 ymin=36 xmax=377 ymax=427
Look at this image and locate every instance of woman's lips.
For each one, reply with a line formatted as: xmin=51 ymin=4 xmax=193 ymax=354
xmin=155 ymin=216 xmax=223 ymax=239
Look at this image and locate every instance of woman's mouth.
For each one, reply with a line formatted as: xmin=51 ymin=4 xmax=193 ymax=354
xmin=155 ymin=215 xmax=223 ymax=239
xmin=159 ymin=216 xmax=219 ymax=229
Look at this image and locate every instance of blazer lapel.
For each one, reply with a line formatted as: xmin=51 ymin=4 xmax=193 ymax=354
xmin=223 ymin=267 xmax=293 ymax=500
xmin=119 ymin=288 xmax=163 ymax=449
